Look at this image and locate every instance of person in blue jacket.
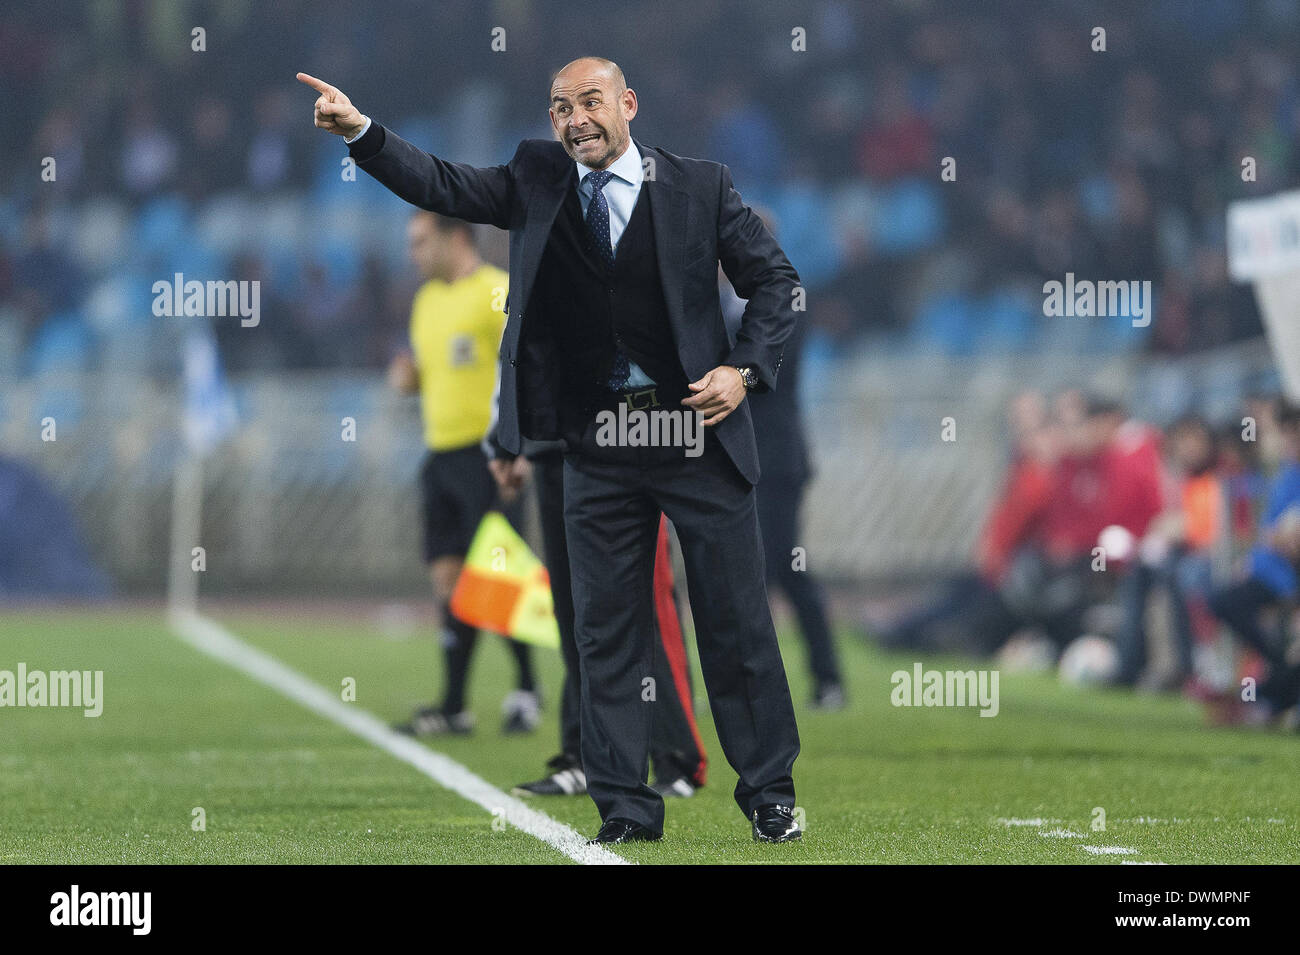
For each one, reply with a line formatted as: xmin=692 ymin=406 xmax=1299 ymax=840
xmin=1209 ymin=398 xmax=1300 ymax=718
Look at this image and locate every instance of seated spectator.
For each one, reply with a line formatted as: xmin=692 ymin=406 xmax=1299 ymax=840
xmin=1207 ymin=398 xmax=1300 ymax=718
xmin=1112 ymin=414 xmax=1224 ymax=689
xmin=985 ymin=396 xmax=1164 ymax=655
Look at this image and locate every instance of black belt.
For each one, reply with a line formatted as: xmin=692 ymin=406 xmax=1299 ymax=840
xmin=612 ymin=385 xmax=666 ymax=411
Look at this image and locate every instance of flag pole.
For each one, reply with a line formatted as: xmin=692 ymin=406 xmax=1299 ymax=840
xmin=167 ymin=319 xmax=235 ymax=620
xmin=167 ymin=451 xmax=203 ymax=618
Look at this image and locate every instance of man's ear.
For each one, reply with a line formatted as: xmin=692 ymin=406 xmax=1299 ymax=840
xmin=622 ymin=88 xmax=638 ymax=122
xmin=548 ymin=108 xmax=562 ymax=139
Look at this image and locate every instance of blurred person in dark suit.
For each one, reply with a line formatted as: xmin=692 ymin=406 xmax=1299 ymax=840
xmin=718 ymin=207 xmax=844 ymax=709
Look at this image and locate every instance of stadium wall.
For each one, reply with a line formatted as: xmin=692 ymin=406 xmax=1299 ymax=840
xmin=0 ymin=340 xmax=1278 ymax=596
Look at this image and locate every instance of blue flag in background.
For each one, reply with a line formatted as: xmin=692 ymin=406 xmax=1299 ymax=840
xmin=181 ymin=322 xmax=237 ymax=457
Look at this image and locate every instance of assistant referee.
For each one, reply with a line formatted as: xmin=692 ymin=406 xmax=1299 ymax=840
xmin=389 ymin=209 xmax=538 ymax=736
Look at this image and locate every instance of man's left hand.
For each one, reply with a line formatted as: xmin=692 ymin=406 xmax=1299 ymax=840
xmin=682 ymin=366 xmax=746 ymax=426
xmin=489 ymin=455 xmax=532 ymax=503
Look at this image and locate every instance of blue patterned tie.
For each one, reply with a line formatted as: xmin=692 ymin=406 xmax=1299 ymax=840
xmin=585 ymin=169 xmax=630 ymax=389
xmin=584 ymin=169 xmax=616 ymax=268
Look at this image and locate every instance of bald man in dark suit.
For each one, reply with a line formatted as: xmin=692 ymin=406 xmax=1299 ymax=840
xmin=299 ymin=55 xmax=801 ymax=845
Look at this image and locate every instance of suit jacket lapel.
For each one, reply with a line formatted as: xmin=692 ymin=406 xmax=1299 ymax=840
xmin=514 ymin=157 xmax=575 ymax=323
xmin=639 ymin=141 xmax=690 ymax=371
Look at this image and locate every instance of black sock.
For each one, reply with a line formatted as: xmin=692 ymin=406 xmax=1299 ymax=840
xmin=441 ymin=602 xmax=478 ymax=715
xmin=508 ymin=638 xmax=536 ymax=693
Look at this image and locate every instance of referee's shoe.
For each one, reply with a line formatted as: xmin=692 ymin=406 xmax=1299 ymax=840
xmin=393 ymin=705 xmax=475 ymax=737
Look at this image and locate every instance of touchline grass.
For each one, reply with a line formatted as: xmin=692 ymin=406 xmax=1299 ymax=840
xmin=1 ymin=607 xmax=1296 ymax=864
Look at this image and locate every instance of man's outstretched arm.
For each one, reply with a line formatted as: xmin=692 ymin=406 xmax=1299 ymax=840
xmin=297 ymin=72 xmax=516 ymax=229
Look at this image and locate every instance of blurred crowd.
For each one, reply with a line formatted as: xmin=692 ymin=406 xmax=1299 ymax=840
xmin=4 ymin=0 xmax=1297 ymax=378
xmin=875 ymin=390 xmax=1300 ymax=726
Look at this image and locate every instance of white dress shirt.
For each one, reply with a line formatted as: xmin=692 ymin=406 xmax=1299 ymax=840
xmin=344 ymin=117 xmax=371 ymax=143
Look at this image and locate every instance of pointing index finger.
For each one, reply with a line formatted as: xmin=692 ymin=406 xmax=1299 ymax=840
xmin=296 ymin=72 xmax=335 ymax=97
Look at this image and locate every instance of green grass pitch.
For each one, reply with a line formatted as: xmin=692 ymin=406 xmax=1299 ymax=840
xmin=1 ymin=608 xmax=1297 ymax=864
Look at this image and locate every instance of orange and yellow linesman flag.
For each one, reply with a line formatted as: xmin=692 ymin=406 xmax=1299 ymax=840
xmin=449 ymin=511 xmax=560 ymax=649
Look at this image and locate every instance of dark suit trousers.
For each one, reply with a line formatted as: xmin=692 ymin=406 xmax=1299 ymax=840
xmin=534 ymin=450 xmax=708 ymax=784
xmin=563 ymin=424 xmax=800 ymax=833
xmin=755 ymin=472 xmax=843 ymax=690
xmin=532 ymin=452 xmax=582 ymax=759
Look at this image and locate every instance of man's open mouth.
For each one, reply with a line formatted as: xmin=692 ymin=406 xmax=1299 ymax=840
xmin=573 ymin=133 xmax=601 ymax=146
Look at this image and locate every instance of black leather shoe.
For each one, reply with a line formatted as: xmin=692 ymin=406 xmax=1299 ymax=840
xmin=587 ymin=819 xmax=662 ymax=845
xmin=752 ymin=804 xmax=801 ymax=843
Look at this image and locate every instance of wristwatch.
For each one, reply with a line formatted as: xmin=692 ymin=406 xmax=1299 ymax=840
xmin=734 ymin=366 xmax=758 ymax=391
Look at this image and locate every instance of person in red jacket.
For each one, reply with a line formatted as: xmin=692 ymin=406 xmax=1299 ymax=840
xmin=975 ymin=395 xmax=1056 ymax=583
xmin=1098 ymin=404 xmax=1166 ymax=543
xmin=1000 ymin=396 xmax=1164 ymax=649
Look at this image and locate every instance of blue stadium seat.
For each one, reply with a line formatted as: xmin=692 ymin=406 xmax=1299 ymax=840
xmin=307 ymin=237 xmax=363 ymax=288
xmin=872 ymin=178 xmax=945 ymax=257
xmin=911 ymin=294 xmax=976 ymax=354
xmin=133 ymin=196 xmax=191 ymax=260
xmin=975 ymin=287 xmax=1039 ymax=353
xmin=162 ymin=238 xmax=227 ymax=285
xmin=759 ymin=183 xmax=844 ymax=288
xmin=25 ymin=311 xmax=93 ymax=375
xmin=1078 ymin=174 xmax=1116 ymax=226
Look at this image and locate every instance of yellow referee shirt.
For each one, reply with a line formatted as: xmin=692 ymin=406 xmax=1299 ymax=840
xmin=409 ymin=263 xmax=507 ymax=451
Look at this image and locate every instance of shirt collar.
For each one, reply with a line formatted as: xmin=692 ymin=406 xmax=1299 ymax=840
xmin=576 ymin=139 xmax=642 ymax=190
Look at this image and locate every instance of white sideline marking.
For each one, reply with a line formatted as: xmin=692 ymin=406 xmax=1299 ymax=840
xmin=1078 ymin=845 xmax=1138 ymax=855
xmin=1002 ymin=815 xmax=1163 ymax=863
xmin=169 ymin=610 xmax=629 ymax=866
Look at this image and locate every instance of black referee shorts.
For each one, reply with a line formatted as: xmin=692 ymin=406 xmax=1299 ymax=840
xmin=419 ymin=444 xmax=522 ymax=563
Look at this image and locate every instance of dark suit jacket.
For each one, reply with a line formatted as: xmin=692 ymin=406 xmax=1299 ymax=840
xmin=750 ymin=316 xmax=812 ymax=487
xmin=349 ymin=124 xmax=802 ymax=484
